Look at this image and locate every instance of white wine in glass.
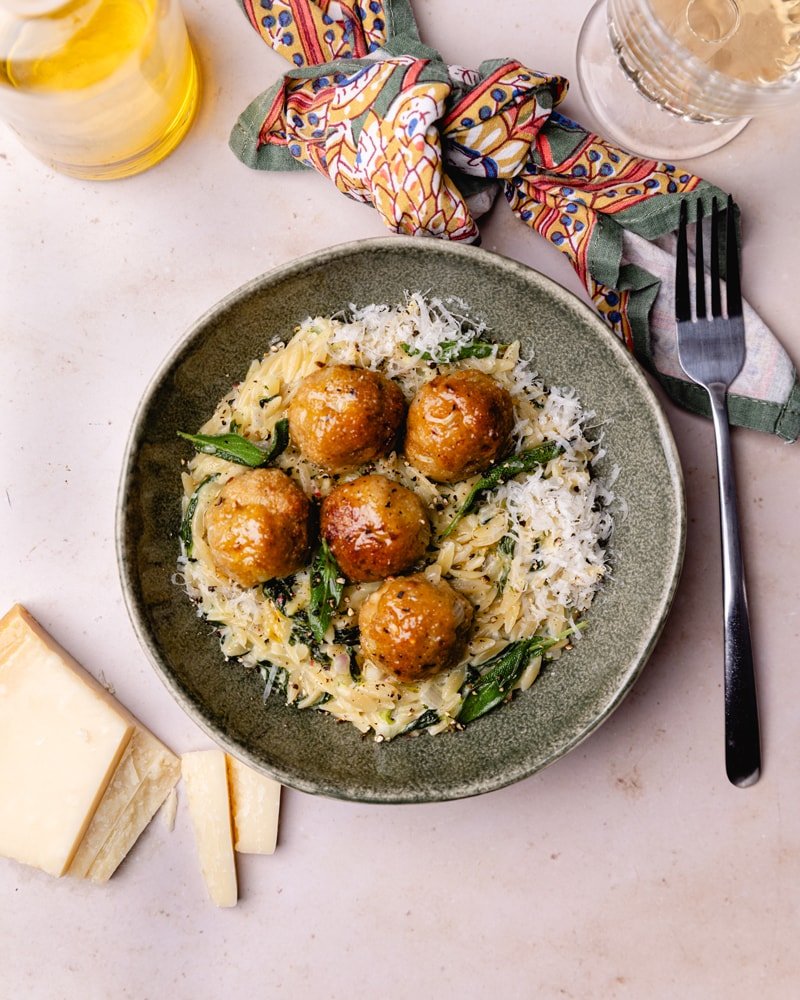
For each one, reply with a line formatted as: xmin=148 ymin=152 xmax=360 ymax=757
xmin=577 ymin=0 xmax=800 ymax=159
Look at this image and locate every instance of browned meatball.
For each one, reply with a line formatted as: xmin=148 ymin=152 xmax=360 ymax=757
xmin=205 ymin=469 xmax=311 ymax=588
xmin=288 ymin=365 xmax=406 ymax=472
xmin=404 ymin=369 xmax=514 ymax=483
xmin=359 ymin=575 xmax=473 ymax=682
xmin=320 ymin=474 xmax=430 ymax=583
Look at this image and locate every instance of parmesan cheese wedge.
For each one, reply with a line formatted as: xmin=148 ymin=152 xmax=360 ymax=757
xmin=182 ymin=750 xmax=238 ymax=907
xmin=0 ymin=604 xmax=181 ymax=882
xmin=0 ymin=605 xmax=134 ymax=877
xmin=68 ymin=725 xmax=180 ymax=882
xmin=226 ymin=755 xmax=281 ymax=855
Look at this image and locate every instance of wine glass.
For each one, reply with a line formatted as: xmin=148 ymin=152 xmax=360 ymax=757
xmin=576 ymin=0 xmax=800 ymax=159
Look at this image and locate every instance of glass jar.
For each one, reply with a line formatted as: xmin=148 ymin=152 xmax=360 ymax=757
xmin=0 ymin=0 xmax=199 ymax=179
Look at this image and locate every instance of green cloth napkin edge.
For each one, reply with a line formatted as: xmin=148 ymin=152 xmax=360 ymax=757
xmin=584 ymin=184 xmax=799 ymax=440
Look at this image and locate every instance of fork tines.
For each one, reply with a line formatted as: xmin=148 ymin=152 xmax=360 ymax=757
xmin=676 ymin=194 xmax=742 ymax=322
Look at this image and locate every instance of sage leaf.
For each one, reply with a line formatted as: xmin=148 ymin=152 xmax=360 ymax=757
xmin=400 ymin=708 xmax=440 ymax=735
xmin=179 ymin=475 xmax=218 ymax=559
xmin=306 ymin=540 xmax=345 ymax=645
xmin=457 ymin=635 xmax=559 ymax=724
xmin=177 ymin=418 xmax=289 ymax=467
xmin=441 ymin=441 xmax=562 ymax=539
xmin=401 ymin=340 xmax=495 ymax=363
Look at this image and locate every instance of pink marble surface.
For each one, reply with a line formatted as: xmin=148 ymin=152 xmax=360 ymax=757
xmin=1 ymin=2 xmax=799 ymax=997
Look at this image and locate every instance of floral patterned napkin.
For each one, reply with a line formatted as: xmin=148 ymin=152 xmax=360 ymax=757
xmin=229 ymin=0 xmax=799 ymax=441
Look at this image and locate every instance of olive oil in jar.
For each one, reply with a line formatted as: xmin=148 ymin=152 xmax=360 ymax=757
xmin=0 ymin=0 xmax=199 ymax=179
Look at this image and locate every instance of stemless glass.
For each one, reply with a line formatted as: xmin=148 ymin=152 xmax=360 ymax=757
xmin=0 ymin=0 xmax=199 ymax=179
xmin=577 ymin=0 xmax=800 ymax=159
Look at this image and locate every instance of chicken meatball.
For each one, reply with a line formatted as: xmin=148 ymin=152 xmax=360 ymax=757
xmin=205 ymin=469 xmax=311 ymax=588
xmin=404 ymin=369 xmax=514 ymax=483
xmin=288 ymin=365 xmax=406 ymax=473
xmin=321 ymin=474 xmax=430 ymax=583
xmin=359 ymin=575 xmax=473 ymax=682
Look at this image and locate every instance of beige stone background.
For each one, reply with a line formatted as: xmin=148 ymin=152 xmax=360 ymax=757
xmin=1 ymin=1 xmax=798 ymax=997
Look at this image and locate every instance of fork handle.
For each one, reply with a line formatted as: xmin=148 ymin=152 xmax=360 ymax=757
xmin=707 ymin=383 xmax=761 ymax=787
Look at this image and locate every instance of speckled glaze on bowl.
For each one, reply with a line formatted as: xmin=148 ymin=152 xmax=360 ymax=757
xmin=117 ymin=237 xmax=685 ymax=803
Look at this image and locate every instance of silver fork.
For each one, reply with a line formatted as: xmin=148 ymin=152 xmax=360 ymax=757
xmin=675 ymin=195 xmax=761 ymax=788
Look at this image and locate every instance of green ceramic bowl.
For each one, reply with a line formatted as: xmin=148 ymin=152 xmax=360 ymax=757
xmin=118 ymin=237 xmax=685 ymax=803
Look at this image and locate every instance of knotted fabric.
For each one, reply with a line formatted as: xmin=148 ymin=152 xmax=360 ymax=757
xmin=230 ymin=0 xmax=800 ymax=441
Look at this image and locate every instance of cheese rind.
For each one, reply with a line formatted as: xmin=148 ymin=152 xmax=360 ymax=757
xmin=182 ymin=750 xmax=238 ymax=907
xmin=0 ymin=605 xmax=134 ymax=877
xmin=226 ymin=755 xmax=281 ymax=855
xmin=68 ymin=725 xmax=180 ymax=882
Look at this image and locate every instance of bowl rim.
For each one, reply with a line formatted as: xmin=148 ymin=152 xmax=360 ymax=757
xmin=116 ymin=235 xmax=686 ymax=803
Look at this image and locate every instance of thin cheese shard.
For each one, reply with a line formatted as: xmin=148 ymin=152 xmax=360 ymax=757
xmin=226 ymin=755 xmax=281 ymax=855
xmin=162 ymin=787 xmax=178 ymax=832
xmin=0 ymin=605 xmax=134 ymax=877
xmin=68 ymin=725 xmax=180 ymax=882
xmin=182 ymin=750 xmax=238 ymax=907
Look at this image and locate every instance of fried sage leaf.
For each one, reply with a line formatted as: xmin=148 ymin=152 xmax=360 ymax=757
xmin=179 ymin=475 xmax=218 ymax=559
xmin=401 ymin=340 xmax=495 ymax=363
xmin=306 ymin=540 xmax=345 ymax=645
xmin=400 ymin=708 xmax=441 ymax=735
xmin=177 ymin=418 xmax=289 ymax=467
xmin=441 ymin=441 xmax=563 ymax=539
xmin=457 ymin=635 xmax=559 ymax=724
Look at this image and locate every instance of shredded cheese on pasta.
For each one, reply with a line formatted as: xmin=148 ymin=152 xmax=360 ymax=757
xmin=177 ymin=295 xmax=614 ymax=740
